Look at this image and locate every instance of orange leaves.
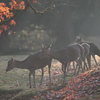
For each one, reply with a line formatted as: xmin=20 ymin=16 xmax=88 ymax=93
xmin=4 ymin=80 xmax=6 ymax=83
xmin=9 ymin=0 xmax=25 ymax=10
xmin=0 ymin=25 xmax=7 ymax=31
xmin=0 ymin=0 xmax=37 ymax=34
xmin=0 ymin=3 xmax=10 ymax=19
xmin=33 ymin=66 xmax=100 ymax=100
xmin=0 ymin=0 xmax=20 ymax=33
xmin=9 ymin=20 xmax=16 ymax=26
xmin=0 ymin=25 xmax=7 ymax=34
xmin=34 ymin=96 xmax=37 ymax=99
xmin=33 ymin=0 xmax=37 ymax=3
xmin=0 ymin=29 xmax=3 ymax=34
xmin=19 ymin=1 xmax=25 ymax=9
xmin=0 ymin=3 xmax=6 ymax=7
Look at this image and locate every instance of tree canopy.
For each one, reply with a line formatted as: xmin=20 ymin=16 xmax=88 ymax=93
xmin=1 ymin=0 xmax=100 ymax=54
xmin=0 ymin=0 xmax=55 ymax=34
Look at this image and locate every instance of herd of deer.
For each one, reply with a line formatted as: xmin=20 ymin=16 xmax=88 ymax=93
xmin=6 ymin=36 xmax=100 ymax=88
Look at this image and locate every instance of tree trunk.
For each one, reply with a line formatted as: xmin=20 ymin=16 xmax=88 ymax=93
xmin=54 ymin=5 xmax=74 ymax=50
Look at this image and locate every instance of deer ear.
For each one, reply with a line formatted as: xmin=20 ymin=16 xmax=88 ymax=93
xmin=11 ymin=58 xmax=14 ymax=62
xmin=49 ymin=44 xmax=52 ymax=48
xmin=76 ymin=36 xmax=79 ymax=39
xmin=42 ymin=44 xmax=46 ymax=48
xmin=47 ymin=44 xmax=52 ymax=49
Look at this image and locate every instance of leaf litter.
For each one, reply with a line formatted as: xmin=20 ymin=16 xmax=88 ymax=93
xmin=0 ymin=57 xmax=100 ymax=100
xmin=33 ymin=65 xmax=100 ymax=100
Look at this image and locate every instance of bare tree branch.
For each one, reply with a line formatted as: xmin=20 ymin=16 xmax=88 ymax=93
xmin=0 ymin=0 xmax=55 ymax=26
xmin=23 ymin=0 xmax=55 ymax=15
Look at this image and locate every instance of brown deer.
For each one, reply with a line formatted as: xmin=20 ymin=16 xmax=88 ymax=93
xmin=40 ymin=43 xmax=84 ymax=82
xmin=76 ymin=36 xmax=100 ymax=67
xmin=81 ymin=43 xmax=90 ymax=70
xmin=68 ymin=43 xmax=90 ymax=75
xmin=6 ymin=51 xmax=52 ymax=88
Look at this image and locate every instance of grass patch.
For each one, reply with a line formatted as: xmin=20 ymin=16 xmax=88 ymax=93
xmin=0 ymin=88 xmax=23 ymax=100
xmin=0 ymin=55 xmax=68 ymax=99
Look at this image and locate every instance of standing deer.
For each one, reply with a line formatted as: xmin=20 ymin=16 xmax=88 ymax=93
xmin=40 ymin=43 xmax=84 ymax=82
xmin=68 ymin=43 xmax=90 ymax=75
xmin=6 ymin=50 xmax=52 ymax=88
xmin=76 ymin=36 xmax=100 ymax=67
xmin=81 ymin=43 xmax=90 ymax=70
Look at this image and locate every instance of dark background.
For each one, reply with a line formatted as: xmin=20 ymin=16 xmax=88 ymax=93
xmin=1 ymin=0 xmax=100 ymax=55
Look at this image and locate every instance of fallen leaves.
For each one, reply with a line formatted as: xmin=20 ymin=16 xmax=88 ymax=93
xmin=3 ymin=81 xmax=6 ymax=83
xmin=1 ymin=56 xmax=100 ymax=100
xmin=33 ymin=66 xmax=100 ymax=100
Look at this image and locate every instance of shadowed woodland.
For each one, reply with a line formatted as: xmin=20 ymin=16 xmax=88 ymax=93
xmin=1 ymin=0 xmax=100 ymax=55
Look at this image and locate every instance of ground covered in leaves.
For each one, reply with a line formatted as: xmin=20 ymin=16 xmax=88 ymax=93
xmin=0 ymin=55 xmax=100 ymax=100
xmin=33 ymin=66 xmax=100 ymax=100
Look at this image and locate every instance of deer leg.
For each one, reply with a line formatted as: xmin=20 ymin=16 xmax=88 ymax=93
xmin=84 ymin=58 xmax=88 ymax=71
xmin=40 ymin=68 xmax=44 ymax=86
xmin=79 ymin=58 xmax=84 ymax=73
xmin=73 ymin=61 xmax=76 ymax=75
xmin=87 ymin=54 xmax=91 ymax=69
xmin=65 ymin=62 xmax=69 ymax=76
xmin=84 ymin=61 xmax=88 ymax=70
xmin=67 ymin=62 xmax=70 ymax=71
xmin=76 ymin=58 xmax=83 ymax=75
xmin=75 ymin=60 xmax=79 ymax=75
xmin=29 ymin=72 xmax=32 ymax=88
xmin=48 ymin=64 xmax=51 ymax=85
xmin=92 ymin=54 xmax=98 ymax=66
xmin=62 ymin=64 xmax=65 ymax=72
xmin=82 ymin=57 xmax=88 ymax=71
xmin=74 ymin=60 xmax=80 ymax=75
xmin=63 ymin=63 xmax=67 ymax=82
xmin=33 ymin=71 xmax=35 ymax=88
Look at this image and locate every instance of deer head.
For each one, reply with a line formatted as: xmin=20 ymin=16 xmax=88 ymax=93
xmin=6 ymin=58 xmax=15 ymax=72
xmin=76 ymin=36 xmax=83 ymax=43
xmin=40 ymin=44 xmax=52 ymax=58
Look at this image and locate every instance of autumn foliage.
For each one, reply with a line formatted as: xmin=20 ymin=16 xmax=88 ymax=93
xmin=0 ymin=0 xmax=38 ymax=34
xmin=0 ymin=0 xmax=24 ymax=34
xmin=34 ymin=66 xmax=100 ymax=100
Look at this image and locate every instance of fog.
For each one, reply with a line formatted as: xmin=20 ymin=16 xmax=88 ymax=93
xmin=1 ymin=0 xmax=100 ymax=55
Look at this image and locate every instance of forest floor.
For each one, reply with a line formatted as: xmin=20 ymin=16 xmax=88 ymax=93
xmin=0 ymin=55 xmax=100 ymax=100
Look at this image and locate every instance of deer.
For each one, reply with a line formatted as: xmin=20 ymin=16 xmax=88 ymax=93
xmin=81 ymin=43 xmax=90 ymax=70
xmin=73 ymin=43 xmax=90 ymax=72
xmin=40 ymin=43 xmax=84 ymax=82
xmin=76 ymin=36 xmax=100 ymax=67
xmin=68 ymin=43 xmax=89 ymax=75
xmin=6 ymin=50 xmax=52 ymax=88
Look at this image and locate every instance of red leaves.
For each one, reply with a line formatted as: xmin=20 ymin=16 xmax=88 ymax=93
xmin=9 ymin=20 xmax=16 ymax=26
xmin=9 ymin=0 xmax=25 ymax=10
xmin=0 ymin=29 xmax=3 ymax=34
xmin=0 ymin=24 xmax=8 ymax=34
xmin=0 ymin=3 xmax=6 ymax=7
xmin=33 ymin=0 xmax=37 ymax=3
xmin=0 ymin=0 xmax=38 ymax=34
xmin=0 ymin=0 xmax=26 ymax=34
xmin=4 ymin=80 xmax=6 ymax=83
xmin=33 ymin=66 xmax=100 ymax=100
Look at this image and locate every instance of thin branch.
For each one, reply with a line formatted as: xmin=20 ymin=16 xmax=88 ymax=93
xmin=23 ymin=0 xmax=55 ymax=15
xmin=0 ymin=0 xmax=55 ymax=26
